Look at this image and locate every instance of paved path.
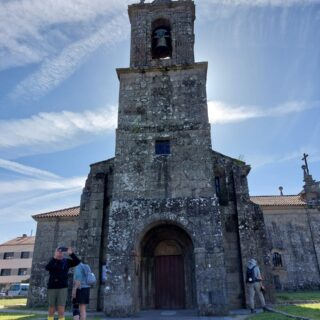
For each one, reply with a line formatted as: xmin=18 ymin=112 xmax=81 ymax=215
xmin=0 ymin=308 xmax=255 ymax=319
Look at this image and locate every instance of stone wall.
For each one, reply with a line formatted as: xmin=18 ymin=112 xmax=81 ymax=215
xmin=265 ymin=207 xmax=320 ymax=290
xmin=212 ymin=151 xmax=274 ymax=307
xmin=114 ymin=63 xmax=211 ymax=201
xmin=104 ymin=197 xmax=229 ymax=316
xmin=77 ymin=159 xmax=114 ymax=310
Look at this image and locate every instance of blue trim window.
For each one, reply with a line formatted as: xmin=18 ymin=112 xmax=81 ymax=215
xmin=155 ymin=140 xmax=170 ymax=155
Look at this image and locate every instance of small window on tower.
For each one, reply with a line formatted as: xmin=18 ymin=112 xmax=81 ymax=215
xmin=155 ymin=140 xmax=170 ymax=155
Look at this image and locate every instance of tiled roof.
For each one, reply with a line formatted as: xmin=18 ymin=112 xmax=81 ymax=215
xmin=31 ymin=195 xmax=307 ymax=221
xmin=0 ymin=235 xmax=35 ymax=246
xmin=250 ymin=195 xmax=306 ymax=207
xmin=33 ymin=206 xmax=80 ymax=220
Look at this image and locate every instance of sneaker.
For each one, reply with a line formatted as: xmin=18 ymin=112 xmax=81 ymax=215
xmin=250 ymin=309 xmax=256 ymax=313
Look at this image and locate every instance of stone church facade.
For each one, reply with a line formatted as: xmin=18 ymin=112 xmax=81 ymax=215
xmin=253 ymin=166 xmax=320 ymax=291
xmin=27 ymin=0 xmax=319 ymax=316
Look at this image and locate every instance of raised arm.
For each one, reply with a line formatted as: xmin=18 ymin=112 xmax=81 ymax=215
xmin=67 ymin=248 xmax=81 ymax=268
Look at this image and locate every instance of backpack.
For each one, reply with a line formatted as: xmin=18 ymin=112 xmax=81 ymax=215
xmin=81 ymin=263 xmax=96 ymax=286
xmin=246 ymin=266 xmax=256 ymax=283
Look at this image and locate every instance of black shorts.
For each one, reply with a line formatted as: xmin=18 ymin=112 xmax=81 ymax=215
xmin=75 ymin=287 xmax=90 ymax=304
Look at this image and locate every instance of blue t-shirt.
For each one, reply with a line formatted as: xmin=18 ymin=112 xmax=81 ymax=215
xmin=74 ymin=263 xmax=90 ymax=288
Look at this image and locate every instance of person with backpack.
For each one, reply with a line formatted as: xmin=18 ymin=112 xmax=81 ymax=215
xmin=246 ymin=258 xmax=266 ymax=313
xmin=45 ymin=247 xmax=80 ymax=320
xmin=72 ymin=261 xmax=96 ymax=320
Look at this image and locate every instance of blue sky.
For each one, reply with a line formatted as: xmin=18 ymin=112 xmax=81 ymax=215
xmin=0 ymin=0 xmax=319 ymax=244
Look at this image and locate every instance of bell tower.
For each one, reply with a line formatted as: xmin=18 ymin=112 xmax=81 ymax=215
xmin=113 ymin=0 xmax=211 ymax=201
xmin=105 ymin=1 xmax=229 ymax=316
xmin=129 ymin=0 xmax=195 ymax=67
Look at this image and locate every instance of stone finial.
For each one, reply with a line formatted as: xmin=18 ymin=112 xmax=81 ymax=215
xmin=302 ymin=165 xmax=308 ymax=177
xmin=279 ymin=186 xmax=283 ymax=196
xmin=152 ymin=0 xmax=172 ymax=4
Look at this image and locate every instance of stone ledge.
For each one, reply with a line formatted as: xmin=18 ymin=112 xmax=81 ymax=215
xmin=117 ymin=62 xmax=208 ymax=78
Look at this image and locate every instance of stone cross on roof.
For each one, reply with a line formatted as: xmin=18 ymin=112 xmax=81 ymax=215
xmin=302 ymin=153 xmax=310 ymax=175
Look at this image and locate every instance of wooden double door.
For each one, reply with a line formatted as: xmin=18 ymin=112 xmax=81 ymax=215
xmin=154 ymin=255 xmax=185 ymax=309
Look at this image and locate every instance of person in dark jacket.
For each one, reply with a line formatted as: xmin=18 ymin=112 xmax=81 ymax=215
xmin=45 ymin=247 xmax=80 ymax=320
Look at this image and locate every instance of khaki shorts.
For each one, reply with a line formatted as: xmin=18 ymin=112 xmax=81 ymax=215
xmin=47 ymin=288 xmax=68 ymax=307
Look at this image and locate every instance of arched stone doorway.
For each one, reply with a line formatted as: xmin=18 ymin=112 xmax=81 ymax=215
xmin=139 ymin=224 xmax=195 ymax=310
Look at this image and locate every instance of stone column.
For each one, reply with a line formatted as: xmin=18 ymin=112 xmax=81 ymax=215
xmin=194 ymin=247 xmax=228 ymax=316
xmin=104 ymin=253 xmax=137 ymax=317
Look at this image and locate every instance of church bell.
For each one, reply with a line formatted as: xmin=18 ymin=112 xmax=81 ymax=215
xmin=152 ymin=28 xmax=171 ymax=59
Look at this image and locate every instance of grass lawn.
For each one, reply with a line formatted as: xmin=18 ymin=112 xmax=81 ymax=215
xmin=0 ymin=298 xmax=27 ymax=309
xmin=0 ymin=314 xmax=42 ymax=320
xmin=247 ymin=313 xmax=289 ymax=320
xmin=248 ymin=303 xmax=320 ymax=320
xmin=0 ymin=315 xmax=102 ymax=320
xmin=0 ymin=299 xmax=102 ymax=319
xmin=276 ymin=291 xmax=320 ymax=302
xmin=277 ymin=304 xmax=320 ymax=320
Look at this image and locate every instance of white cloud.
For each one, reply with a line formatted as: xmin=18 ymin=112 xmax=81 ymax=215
xmin=0 ymin=0 xmax=134 ymax=101
xmin=0 ymin=159 xmax=85 ymax=224
xmin=0 ymin=100 xmax=317 ymax=158
xmin=4 ymin=0 xmax=318 ymax=101
xmin=0 ymin=105 xmax=117 ymax=152
xmin=248 ymin=148 xmax=320 ymax=170
xmin=0 ymin=158 xmax=60 ymax=180
xmin=0 ymin=177 xmax=85 ymax=195
xmin=0 ymin=0 xmax=132 ymax=70
xmin=208 ymin=100 xmax=319 ymax=124
xmin=0 ymin=187 xmax=82 ymax=222
xmin=0 ymin=159 xmax=85 ymax=225
xmin=0 ymin=158 xmax=85 ymax=194
xmin=198 ymin=0 xmax=320 ymax=8
xmin=10 ymin=14 xmax=129 ymax=101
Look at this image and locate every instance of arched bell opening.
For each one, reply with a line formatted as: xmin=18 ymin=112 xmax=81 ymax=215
xmin=151 ymin=19 xmax=172 ymax=59
xmin=139 ymin=224 xmax=196 ymax=310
